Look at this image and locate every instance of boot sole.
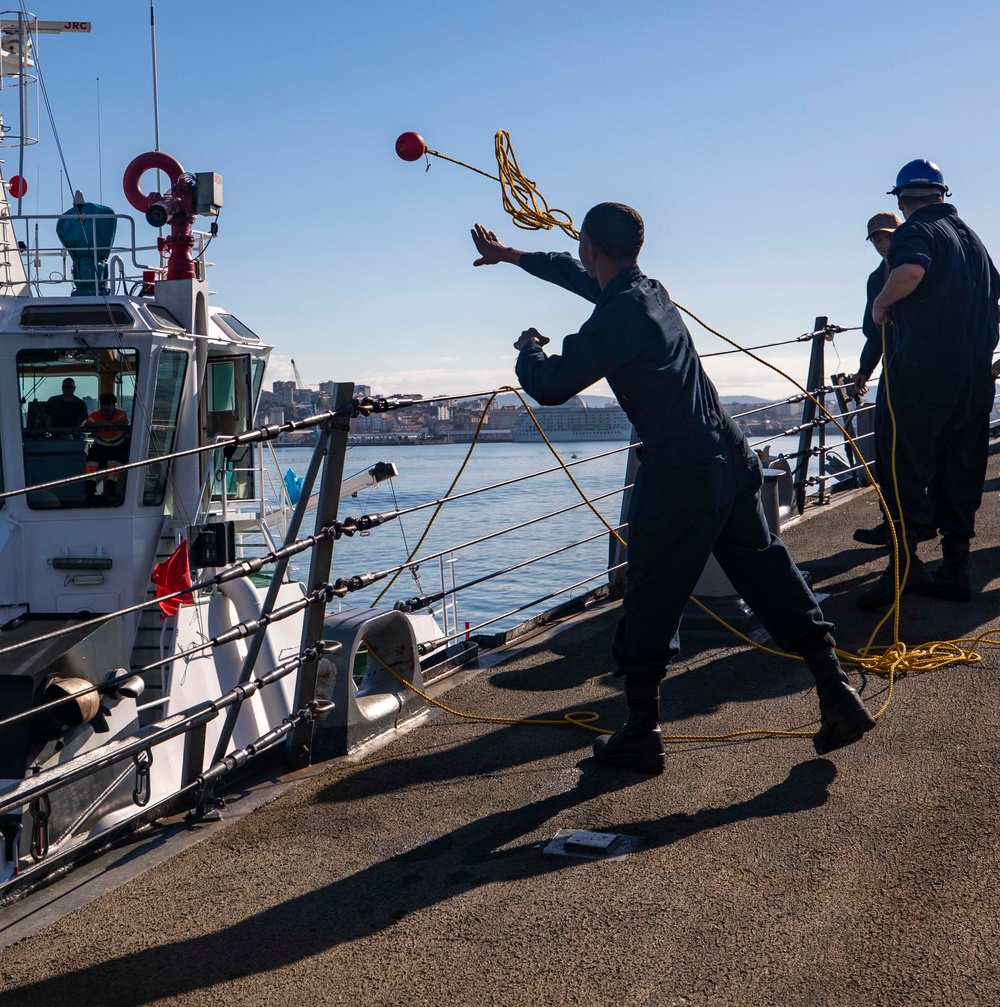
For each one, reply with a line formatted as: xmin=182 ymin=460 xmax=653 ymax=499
xmin=813 ymin=716 xmax=876 ymax=755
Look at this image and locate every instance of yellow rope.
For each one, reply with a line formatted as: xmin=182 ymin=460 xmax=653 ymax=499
xmin=426 ymin=130 xmax=579 ymax=240
xmin=494 ymin=131 xmax=578 ymax=239
xmin=398 ymin=131 xmax=999 ymax=738
xmin=366 ymin=643 xmax=825 ymax=743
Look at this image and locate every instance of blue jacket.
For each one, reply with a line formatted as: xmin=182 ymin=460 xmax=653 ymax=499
xmin=860 ymin=260 xmax=892 ymax=377
xmin=514 ymin=251 xmax=756 ymax=469
xmin=886 ymin=203 xmax=1000 ymax=379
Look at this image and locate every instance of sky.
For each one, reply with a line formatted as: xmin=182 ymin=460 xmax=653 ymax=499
xmin=12 ymin=1 xmax=1000 ymax=402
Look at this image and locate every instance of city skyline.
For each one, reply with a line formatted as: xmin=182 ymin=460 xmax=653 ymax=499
xmin=23 ymin=3 xmax=1000 ymax=405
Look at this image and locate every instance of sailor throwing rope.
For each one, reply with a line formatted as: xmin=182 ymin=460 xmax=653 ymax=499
xmin=471 ymin=203 xmax=876 ymax=774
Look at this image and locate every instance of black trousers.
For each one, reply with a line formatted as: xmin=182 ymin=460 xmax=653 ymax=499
xmin=611 ymin=436 xmax=832 ymax=679
xmin=876 ymin=366 xmax=991 ymax=539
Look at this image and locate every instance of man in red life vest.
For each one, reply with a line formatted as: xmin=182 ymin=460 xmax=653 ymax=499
xmin=83 ymin=392 xmax=129 ymax=502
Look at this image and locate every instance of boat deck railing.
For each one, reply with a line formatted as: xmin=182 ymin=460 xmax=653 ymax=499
xmin=0 ymin=211 xmax=214 ymax=295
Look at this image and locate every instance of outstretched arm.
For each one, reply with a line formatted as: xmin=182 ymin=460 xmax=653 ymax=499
xmin=471 ymin=224 xmax=525 ymax=267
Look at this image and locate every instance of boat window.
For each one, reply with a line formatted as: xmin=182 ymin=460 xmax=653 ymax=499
xmin=18 ymin=347 xmax=139 ymax=509
xmin=18 ymin=303 xmax=134 ymax=328
xmin=147 ymin=304 xmax=185 ymax=331
xmin=216 ymin=313 xmax=260 ymax=341
xmin=252 ymin=358 xmax=265 ymax=415
xmin=143 ymin=349 xmax=188 ymax=508
xmin=202 ymin=355 xmax=254 ymax=501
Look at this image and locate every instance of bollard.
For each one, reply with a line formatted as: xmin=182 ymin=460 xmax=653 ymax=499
xmin=312 ymin=608 xmax=426 ymax=758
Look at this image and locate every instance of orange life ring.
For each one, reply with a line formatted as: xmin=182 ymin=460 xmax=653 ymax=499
xmin=122 ymin=151 xmax=185 ymax=212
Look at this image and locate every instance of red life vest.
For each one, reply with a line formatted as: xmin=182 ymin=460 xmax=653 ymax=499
xmin=85 ymin=407 xmax=129 ymax=445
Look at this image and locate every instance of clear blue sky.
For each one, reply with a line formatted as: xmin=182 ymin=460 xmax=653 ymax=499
xmin=17 ymin=1 xmax=1000 ymax=401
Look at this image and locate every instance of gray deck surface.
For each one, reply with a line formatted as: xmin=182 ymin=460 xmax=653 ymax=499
xmin=2 ymin=458 xmax=1000 ymax=1006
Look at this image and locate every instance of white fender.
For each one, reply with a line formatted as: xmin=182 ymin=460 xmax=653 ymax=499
xmin=208 ymin=578 xmax=293 ymax=743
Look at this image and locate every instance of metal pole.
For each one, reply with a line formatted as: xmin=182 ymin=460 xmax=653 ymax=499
xmin=96 ymin=76 xmax=103 ymax=203
xmin=149 ymin=1 xmax=160 ymax=152
xmin=208 ymin=422 xmax=334 ymax=765
xmin=287 ymin=382 xmax=355 ymax=768
xmin=16 ymin=13 xmax=26 ymax=217
xmin=817 ymin=385 xmax=827 ymax=505
xmin=793 ymin=317 xmax=827 ymax=514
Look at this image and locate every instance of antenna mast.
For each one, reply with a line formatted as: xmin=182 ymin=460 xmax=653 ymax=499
xmin=96 ymin=75 xmax=102 ymax=201
xmin=149 ymin=0 xmax=160 ymax=151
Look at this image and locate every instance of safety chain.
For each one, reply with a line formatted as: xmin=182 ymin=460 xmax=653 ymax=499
xmin=29 ymin=793 xmax=51 ymax=861
xmin=132 ymin=749 xmax=153 ymax=807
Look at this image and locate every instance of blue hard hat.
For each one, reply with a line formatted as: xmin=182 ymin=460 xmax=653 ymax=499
xmin=888 ymin=159 xmax=950 ymax=196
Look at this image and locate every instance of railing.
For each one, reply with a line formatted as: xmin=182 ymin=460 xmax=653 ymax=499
xmin=0 ymin=211 xmax=215 ymax=295
xmin=0 ymin=329 xmax=895 ymax=897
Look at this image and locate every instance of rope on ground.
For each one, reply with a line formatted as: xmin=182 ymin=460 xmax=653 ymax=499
xmin=366 ymin=643 xmax=820 ymax=743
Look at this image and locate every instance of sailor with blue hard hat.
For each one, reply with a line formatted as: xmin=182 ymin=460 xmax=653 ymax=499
xmin=856 ymin=160 xmax=1000 ymax=609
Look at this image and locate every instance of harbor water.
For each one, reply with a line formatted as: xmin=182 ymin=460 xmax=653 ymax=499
xmin=274 ymin=432 xmax=845 ymax=635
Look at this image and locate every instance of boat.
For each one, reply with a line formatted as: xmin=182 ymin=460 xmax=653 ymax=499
xmin=0 ymin=14 xmax=462 ymax=899
xmin=510 ymin=395 xmax=633 ymax=442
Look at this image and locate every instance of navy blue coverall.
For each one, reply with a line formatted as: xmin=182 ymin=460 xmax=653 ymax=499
xmin=860 ymin=260 xmax=893 ymax=485
xmin=514 ymin=251 xmax=831 ymax=679
xmin=879 ymin=203 xmax=1000 ymax=538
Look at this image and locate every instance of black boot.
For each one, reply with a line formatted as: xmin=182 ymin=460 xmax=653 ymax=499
xmin=856 ymin=528 xmax=931 ymax=611
xmin=593 ymin=676 xmax=665 ymax=774
xmin=918 ymin=533 xmax=971 ymax=602
xmin=853 ymin=521 xmax=935 ymax=547
xmin=806 ymin=647 xmax=876 ymax=754
xmin=853 ymin=522 xmax=890 ymax=546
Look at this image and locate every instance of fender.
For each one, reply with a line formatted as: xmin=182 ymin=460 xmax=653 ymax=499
xmin=209 ymin=577 xmax=284 ymax=686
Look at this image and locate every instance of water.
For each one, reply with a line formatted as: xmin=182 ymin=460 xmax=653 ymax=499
xmin=274 ymin=441 xmax=632 ymax=635
xmin=272 ymin=430 xmax=845 ymax=636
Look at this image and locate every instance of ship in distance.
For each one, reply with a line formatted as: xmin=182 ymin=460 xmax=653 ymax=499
xmin=510 ymin=396 xmax=634 ymax=442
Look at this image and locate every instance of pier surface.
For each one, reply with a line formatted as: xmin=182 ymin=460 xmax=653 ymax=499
xmin=2 ymin=459 xmax=1000 ymax=1006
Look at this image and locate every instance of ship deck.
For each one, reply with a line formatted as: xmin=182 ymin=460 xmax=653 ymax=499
xmin=2 ymin=455 xmax=1000 ymax=1006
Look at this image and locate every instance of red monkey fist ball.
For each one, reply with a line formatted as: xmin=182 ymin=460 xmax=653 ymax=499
xmin=395 ymin=132 xmax=427 ymax=162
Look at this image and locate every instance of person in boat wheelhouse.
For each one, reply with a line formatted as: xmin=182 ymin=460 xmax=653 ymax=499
xmin=82 ymin=392 xmax=130 ymax=504
xmin=471 ymin=203 xmax=876 ymax=775
xmin=42 ymin=376 xmax=88 ymax=434
xmin=858 ymin=159 xmax=1000 ymax=610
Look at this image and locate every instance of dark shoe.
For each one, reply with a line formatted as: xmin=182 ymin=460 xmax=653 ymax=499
xmin=813 ymin=684 xmax=877 ymax=754
xmin=593 ymin=723 xmax=665 ymax=774
xmin=856 ymin=533 xmax=931 ymax=611
xmin=853 ymin=524 xmax=889 ymax=546
xmin=914 ymin=534 xmax=972 ymax=602
xmin=914 ymin=567 xmax=972 ymax=603
xmin=593 ymin=675 xmax=665 ymax=774
xmin=853 ymin=523 xmax=936 ymax=547
xmin=804 ymin=646 xmax=876 ymax=755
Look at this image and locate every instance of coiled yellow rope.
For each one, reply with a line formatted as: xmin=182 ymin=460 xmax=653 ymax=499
xmin=426 ymin=130 xmax=579 ymax=240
